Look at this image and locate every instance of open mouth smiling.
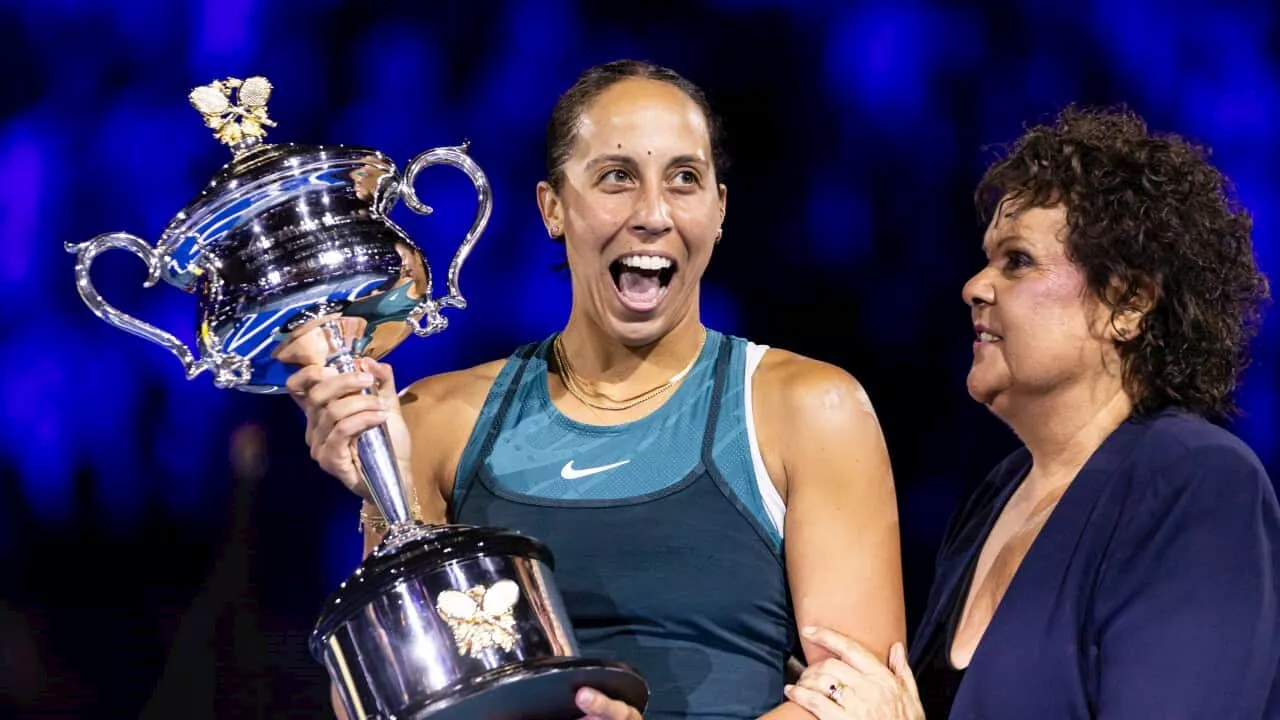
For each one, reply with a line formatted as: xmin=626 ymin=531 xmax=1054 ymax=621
xmin=609 ymin=253 xmax=678 ymax=313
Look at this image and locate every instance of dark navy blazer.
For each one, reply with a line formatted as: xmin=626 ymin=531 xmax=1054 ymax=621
xmin=911 ymin=409 xmax=1280 ymax=718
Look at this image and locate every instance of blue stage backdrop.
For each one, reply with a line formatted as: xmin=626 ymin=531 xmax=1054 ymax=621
xmin=1 ymin=0 xmax=1276 ymax=716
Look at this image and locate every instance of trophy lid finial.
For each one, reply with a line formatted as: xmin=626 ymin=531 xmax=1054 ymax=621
xmin=188 ymin=76 xmax=277 ymax=155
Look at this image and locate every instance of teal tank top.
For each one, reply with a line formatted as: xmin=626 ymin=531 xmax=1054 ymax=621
xmin=450 ymin=330 xmax=796 ymax=719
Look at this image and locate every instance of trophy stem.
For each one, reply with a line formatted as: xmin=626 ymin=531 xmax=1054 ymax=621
xmin=321 ymin=320 xmax=415 ymax=529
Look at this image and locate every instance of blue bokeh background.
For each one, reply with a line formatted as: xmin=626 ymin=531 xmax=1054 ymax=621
xmin=1 ymin=0 xmax=1276 ymax=716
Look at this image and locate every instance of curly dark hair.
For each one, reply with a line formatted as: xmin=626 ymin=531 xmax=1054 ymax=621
xmin=975 ymin=105 xmax=1270 ymax=419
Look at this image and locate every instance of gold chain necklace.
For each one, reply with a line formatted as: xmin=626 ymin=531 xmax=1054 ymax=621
xmin=553 ymin=330 xmax=706 ymax=412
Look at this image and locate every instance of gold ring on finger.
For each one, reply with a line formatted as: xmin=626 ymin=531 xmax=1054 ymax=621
xmin=826 ymin=681 xmax=847 ymax=704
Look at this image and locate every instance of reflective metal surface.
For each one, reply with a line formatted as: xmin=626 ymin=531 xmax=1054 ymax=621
xmin=66 ymin=139 xmax=491 ymax=393
xmin=65 ymin=72 xmax=491 ymax=393
xmin=68 ymin=75 xmax=647 ymax=720
xmin=319 ymin=319 xmax=417 ymax=528
xmin=317 ymin=551 xmax=574 ymax=718
xmin=313 ymin=526 xmax=648 ymax=720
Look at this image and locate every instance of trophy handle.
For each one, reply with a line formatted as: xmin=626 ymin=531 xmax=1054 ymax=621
xmin=398 ymin=141 xmax=494 ymax=337
xmin=64 ymin=232 xmax=247 ymax=387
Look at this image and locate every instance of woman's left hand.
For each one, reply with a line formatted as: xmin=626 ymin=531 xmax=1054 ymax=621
xmin=575 ymin=687 xmax=644 ymax=720
xmin=784 ymin=627 xmax=924 ymax=720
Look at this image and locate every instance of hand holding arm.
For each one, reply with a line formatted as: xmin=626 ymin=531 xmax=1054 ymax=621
xmin=785 ymin=628 xmax=924 ymax=720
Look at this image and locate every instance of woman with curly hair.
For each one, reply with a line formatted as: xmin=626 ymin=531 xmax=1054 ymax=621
xmin=784 ymin=106 xmax=1280 ymax=719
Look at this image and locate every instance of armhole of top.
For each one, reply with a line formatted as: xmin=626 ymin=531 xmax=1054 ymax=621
xmin=449 ymin=342 xmax=540 ymax=514
xmin=745 ymin=341 xmax=786 ymax=538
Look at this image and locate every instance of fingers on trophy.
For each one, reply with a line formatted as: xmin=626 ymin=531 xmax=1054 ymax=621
xmin=67 ymin=76 xmax=647 ymax=720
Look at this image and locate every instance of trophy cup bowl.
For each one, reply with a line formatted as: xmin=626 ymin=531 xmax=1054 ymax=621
xmin=67 ymin=76 xmax=648 ymax=720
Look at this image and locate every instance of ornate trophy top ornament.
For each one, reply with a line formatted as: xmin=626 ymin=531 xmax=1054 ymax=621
xmin=188 ymin=75 xmax=277 ymax=153
xmin=68 ymin=72 xmax=495 ymax=392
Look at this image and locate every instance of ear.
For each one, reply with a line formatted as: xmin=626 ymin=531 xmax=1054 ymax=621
xmin=713 ymin=184 xmax=728 ymax=244
xmin=1108 ymin=274 xmax=1159 ymax=341
xmin=536 ymin=181 xmax=565 ymax=239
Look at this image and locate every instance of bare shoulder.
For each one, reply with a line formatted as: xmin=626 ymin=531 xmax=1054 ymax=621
xmin=397 ymin=357 xmax=510 ymax=501
xmin=754 ymin=347 xmax=880 ymax=426
xmin=399 ymin=358 xmax=507 ymax=421
xmin=749 ymin=347 xmax=889 ymax=501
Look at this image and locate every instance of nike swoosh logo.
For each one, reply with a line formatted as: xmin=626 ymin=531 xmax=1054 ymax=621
xmin=560 ymin=459 xmax=631 ymax=480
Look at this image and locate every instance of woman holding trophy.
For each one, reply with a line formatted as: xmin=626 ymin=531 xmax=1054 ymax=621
xmin=288 ymin=59 xmax=908 ymax=720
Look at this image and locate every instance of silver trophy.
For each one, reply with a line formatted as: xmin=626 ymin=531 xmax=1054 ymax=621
xmin=66 ymin=76 xmax=647 ymax=720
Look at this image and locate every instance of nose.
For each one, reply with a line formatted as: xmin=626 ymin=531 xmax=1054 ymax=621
xmin=963 ymin=267 xmax=994 ymax=308
xmin=629 ymin=183 xmax=673 ymax=238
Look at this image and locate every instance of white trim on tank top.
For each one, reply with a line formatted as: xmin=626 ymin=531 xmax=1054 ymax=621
xmin=744 ymin=341 xmax=786 ymax=537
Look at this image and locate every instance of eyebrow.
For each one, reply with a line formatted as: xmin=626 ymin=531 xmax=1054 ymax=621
xmin=666 ymin=154 xmax=710 ymax=169
xmin=585 ymin=153 xmax=710 ymax=171
xmin=981 ymin=233 xmax=1025 ymax=256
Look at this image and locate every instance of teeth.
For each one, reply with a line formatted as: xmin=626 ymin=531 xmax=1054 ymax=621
xmin=978 ymin=332 xmax=1001 ymax=342
xmin=619 ymin=255 xmax=673 ymax=271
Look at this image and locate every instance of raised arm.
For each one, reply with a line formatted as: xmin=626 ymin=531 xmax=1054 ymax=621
xmin=288 ymin=355 xmax=500 ymax=719
xmin=354 ymin=361 xmax=498 ymax=553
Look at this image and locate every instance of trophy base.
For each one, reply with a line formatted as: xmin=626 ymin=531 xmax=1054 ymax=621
xmin=405 ymin=657 xmax=648 ymax=720
xmin=313 ymin=524 xmax=649 ymax=720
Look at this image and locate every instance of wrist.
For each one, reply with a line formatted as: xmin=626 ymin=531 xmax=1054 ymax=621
xmin=358 ymin=498 xmax=389 ymax=534
xmin=356 ymin=492 xmax=425 ymax=534
xmin=353 ymin=480 xmax=374 ymax=502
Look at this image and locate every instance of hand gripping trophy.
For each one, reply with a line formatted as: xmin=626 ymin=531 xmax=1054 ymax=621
xmin=67 ymin=76 xmax=647 ymax=720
